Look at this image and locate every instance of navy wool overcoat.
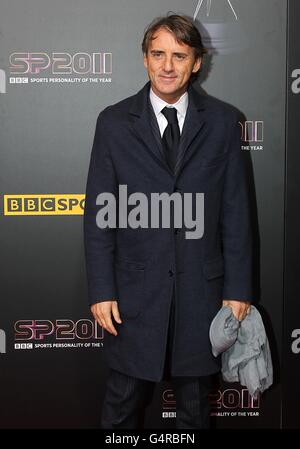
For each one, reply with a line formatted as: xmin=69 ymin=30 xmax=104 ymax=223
xmin=83 ymin=81 xmax=253 ymax=381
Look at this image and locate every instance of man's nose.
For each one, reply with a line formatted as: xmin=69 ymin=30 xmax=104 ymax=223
xmin=162 ymin=56 xmax=174 ymax=72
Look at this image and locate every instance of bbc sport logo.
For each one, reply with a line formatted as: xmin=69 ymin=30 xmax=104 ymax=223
xmin=0 ymin=329 xmax=6 ymax=353
xmin=162 ymin=412 xmax=176 ymax=418
xmin=15 ymin=343 xmax=33 ymax=350
xmin=3 ymin=194 xmax=85 ymax=215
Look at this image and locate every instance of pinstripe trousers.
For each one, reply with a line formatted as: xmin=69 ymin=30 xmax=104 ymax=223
xmin=100 ymin=288 xmax=212 ymax=429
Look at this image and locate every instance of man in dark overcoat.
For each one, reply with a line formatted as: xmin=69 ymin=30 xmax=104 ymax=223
xmin=83 ymin=14 xmax=253 ymax=429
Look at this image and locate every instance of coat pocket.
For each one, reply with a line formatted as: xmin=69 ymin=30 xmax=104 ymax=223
xmin=115 ymin=258 xmax=145 ymax=318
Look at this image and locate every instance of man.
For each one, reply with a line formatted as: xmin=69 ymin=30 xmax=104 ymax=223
xmin=83 ymin=14 xmax=253 ymax=429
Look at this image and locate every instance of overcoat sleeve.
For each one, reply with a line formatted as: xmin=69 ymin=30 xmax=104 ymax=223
xmin=83 ymin=110 xmax=118 ymax=306
xmin=220 ymin=113 xmax=254 ymax=302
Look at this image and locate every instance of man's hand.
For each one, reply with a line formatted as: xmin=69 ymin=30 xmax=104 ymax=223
xmin=91 ymin=300 xmax=122 ymax=336
xmin=222 ymin=299 xmax=251 ymax=321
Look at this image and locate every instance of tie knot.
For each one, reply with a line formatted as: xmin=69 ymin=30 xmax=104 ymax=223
xmin=161 ymin=106 xmax=178 ymax=125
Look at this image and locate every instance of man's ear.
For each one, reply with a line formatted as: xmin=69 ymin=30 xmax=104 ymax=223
xmin=143 ymin=53 xmax=148 ymax=69
xmin=192 ymin=57 xmax=202 ymax=73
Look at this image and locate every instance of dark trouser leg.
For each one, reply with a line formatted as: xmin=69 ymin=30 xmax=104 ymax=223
xmin=164 ymin=285 xmax=212 ymax=429
xmin=100 ymin=368 xmax=155 ymax=429
xmin=162 ymin=285 xmax=175 ymax=382
xmin=171 ymin=375 xmax=212 ymax=429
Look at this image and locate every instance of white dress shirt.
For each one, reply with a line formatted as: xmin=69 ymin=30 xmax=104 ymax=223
xmin=149 ymin=87 xmax=188 ymax=136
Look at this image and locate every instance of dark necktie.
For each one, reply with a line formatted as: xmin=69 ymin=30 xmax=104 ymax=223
xmin=161 ymin=106 xmax=180 ymax=172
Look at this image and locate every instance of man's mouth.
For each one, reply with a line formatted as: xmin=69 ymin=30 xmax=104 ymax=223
xmin=159 ymin=75 xmax=177 ymax=81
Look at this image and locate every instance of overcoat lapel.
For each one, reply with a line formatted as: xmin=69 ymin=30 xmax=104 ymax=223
xmin=175 ymin=82 xmax=206 ymax=177
xmin=129 ymin=82 xmax=173 ymax=175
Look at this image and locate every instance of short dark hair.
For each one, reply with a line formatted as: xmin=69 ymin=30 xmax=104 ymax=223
xmin=142 ymin=13 xmax=207 ymax=60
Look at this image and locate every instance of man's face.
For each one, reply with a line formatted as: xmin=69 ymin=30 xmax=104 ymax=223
xmin=143 ymin=27 xmax=201 ymax=103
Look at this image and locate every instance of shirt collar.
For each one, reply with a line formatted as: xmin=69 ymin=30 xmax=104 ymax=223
xmin=149 ymin=87 xmax=188 ymax=119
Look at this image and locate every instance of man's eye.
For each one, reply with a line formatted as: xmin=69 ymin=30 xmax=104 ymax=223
xmin=175 ymin=55 xmax=185 ymax=60
xmin=153 ymin=53 xmax=162 ymax=58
